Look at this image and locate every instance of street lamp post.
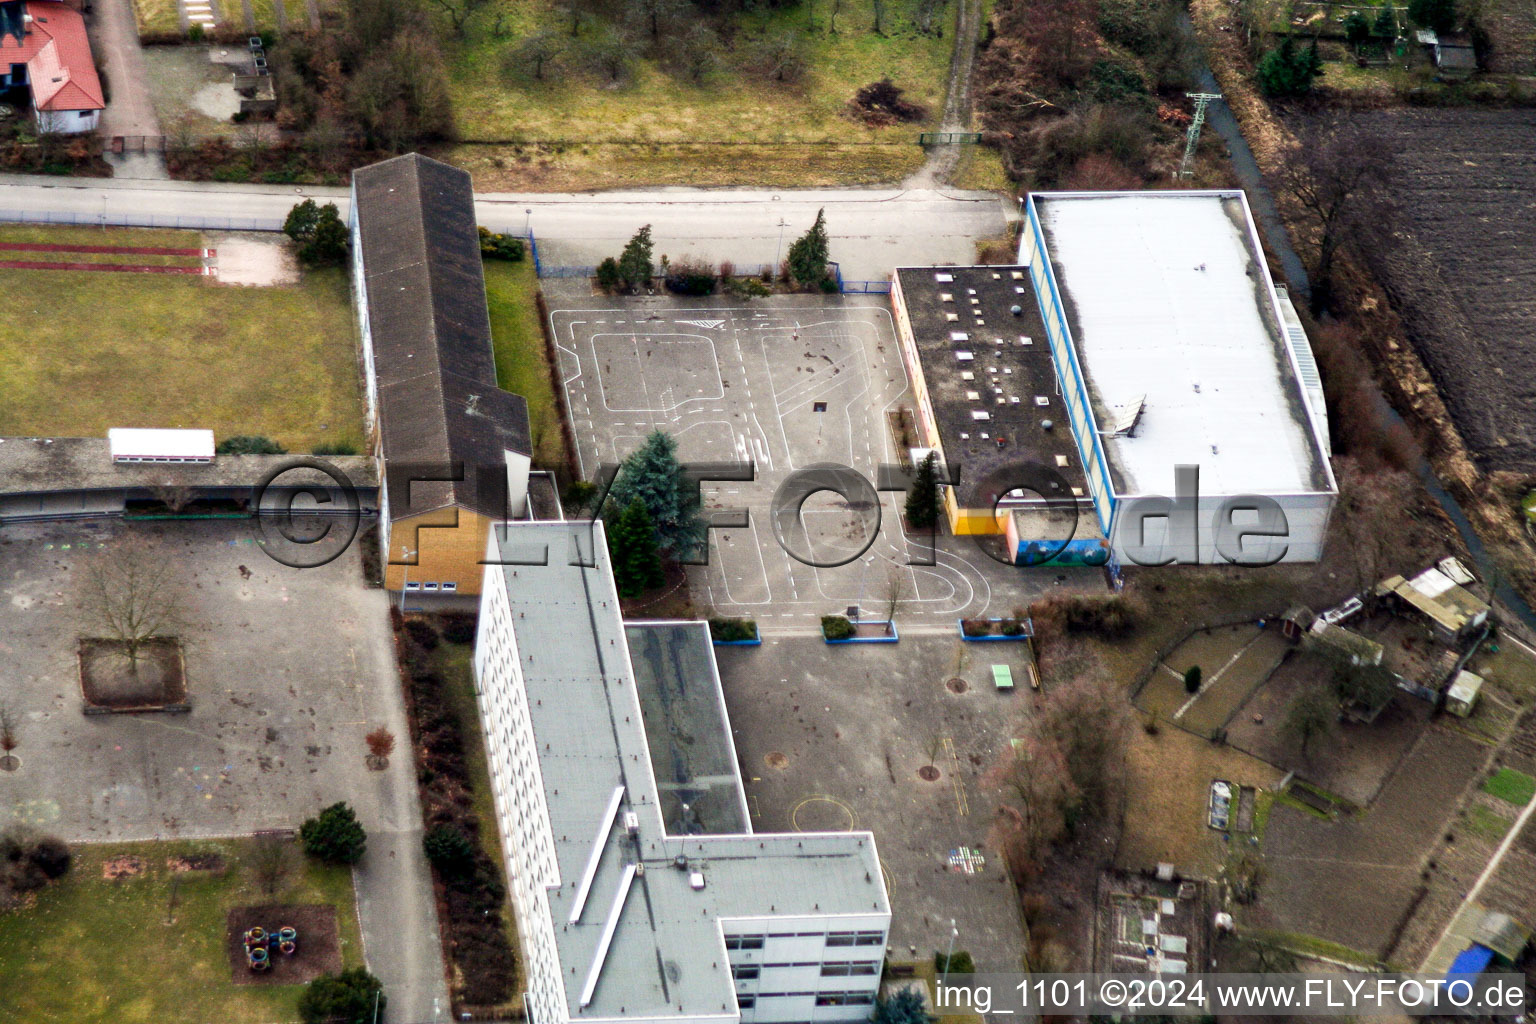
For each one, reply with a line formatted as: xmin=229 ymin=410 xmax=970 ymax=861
xmin=774 ymin=217 xmax=789 ymax=273
xmin=942 ymin=919 xmax=958 ymax=985
xmin=854 ymin=554 xmax=875 ymax=621
xmin=399 ymin=548 xmax=418 ymax=613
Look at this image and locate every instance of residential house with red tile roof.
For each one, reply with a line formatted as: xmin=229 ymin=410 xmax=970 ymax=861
xmin=0 ymin=0 xmax=104 ymax=134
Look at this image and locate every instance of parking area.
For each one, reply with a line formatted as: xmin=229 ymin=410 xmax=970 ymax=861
xmin=0 ymin=520 xmax=447 ymax=1020
xmin=715 ymin=635 xmax=1031 ymax=971
xmin=546 ymin=285 xmax=1099 ymax=627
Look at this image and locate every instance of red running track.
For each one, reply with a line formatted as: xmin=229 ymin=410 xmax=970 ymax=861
xmin=0 ymin=260 xmax=209 ymax=274
xmin=0 ymin=241 xmax=213 ymax=257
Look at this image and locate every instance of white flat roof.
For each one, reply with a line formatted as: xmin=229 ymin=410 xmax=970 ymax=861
xmin=107 ymin=428 xmax=215 ymax=458
xmin=1033 ymin=191 xmax=1332 ymax=497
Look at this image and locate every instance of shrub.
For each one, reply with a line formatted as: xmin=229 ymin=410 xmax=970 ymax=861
xmin=961 ymin=619 xmax=993 ymax=637
xmin=439 ymin=612 xmax=477 ymax=645
xmin=1087 ymin=57 xmax=1148 ymax=104
xmin=299 ymin=802 xmax=367 ymax=865
xmin=822 ymin=615 xmax=856 ymax=641
xmin=663 ymin=259 xmax=717 ymax=295
xmin=1032 ymin=593 xmax=1139 ymax=640
xmin=852 ymin=78 xmax=927 ymax=123
xmin=282 ymin=199 xmax=348 ymax=266
xmin=934 ymin=949 xmax=976 ymax=974
xmin=311 ymin=441 xmax=358 ymax=456
xmin=708 ymin=618 xmax=757 ymax=642
xmin=1097 ymin=0 xmax=1160 ymax=53
xmin=403 ymin=618 xmax=440 ymax=650
xmin=299 ymin=968 xmax=385 ymax=1024
xmin=478 ymin=226 xmax=526 ymax=261
xmin=725 ymin=276 xmax=771 ymax=299
xmin=27 ymin=836 xmax=72 ymax=880
xmin=999 ymin=618 xmax=1025 ymax=636
xmin=217 ymin=435 xmax=286 ymax=455
xmin=424 ymin=824 xmax=477 ymax=874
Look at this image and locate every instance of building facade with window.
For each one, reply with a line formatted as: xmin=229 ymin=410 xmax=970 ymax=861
xmin=474 ymin=521 xmax=890 ymax=1024
xmin=1017 ymin=191 xmax=1337 ymax=565
xmin=0 ymin=0 xmax=105 ymax=134
xmin=350 ymin=153 xmax=532 ymax=597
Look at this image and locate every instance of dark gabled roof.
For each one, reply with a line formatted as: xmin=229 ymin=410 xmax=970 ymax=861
xmin=352 ymin=153 xmax=530 ymax=522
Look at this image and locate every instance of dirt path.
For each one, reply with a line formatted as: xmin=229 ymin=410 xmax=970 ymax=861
xmin=902 ymin=0 xmax=983 ymax=188
xmin=89 ymin=0 xmax=162 ymax=141
xmin=88 ymin=0 xmax=170 ymax=178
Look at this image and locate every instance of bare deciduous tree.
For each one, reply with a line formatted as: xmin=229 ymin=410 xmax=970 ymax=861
xmin=425 ymin=0 xmax=492 ymax=36
xmin=1278 ymin=117 xmax=1395 ymax=314
xmin=0 ymin=702 xmax=18 ymax=758
xmin=914 ymin=0 xmax=947 ymax=35
xmin=1334 ymin=460 xmax=1418 ymax=595
xmin=631 ymin=0 xmax=682 ymax=41
xmin=148 ymin=480 xmax=198 ymax=514
xmin=79 ymin=537 xmax=185 ymax=674
xmin=883 ymin=567 xmax=906 ymax=623
xmin=679 ymin=25 xmax=719 ymax=84
xmin=506 ymin=31 xmax=564 ymax=81
xmin=1280 ymin=685 xmax=1337 ymax=759
xmin=989 ymin=730 xmax=1076 ymax=875
xmin=989 ymin=667 xmax=1132 ymax=875
xmin=366 ymin=727 xmax=396 ymax=760
xmin=250 ymin=833 xmax=293 ymax=897
xmin=754 ymin=31 xmax=806 ymax=83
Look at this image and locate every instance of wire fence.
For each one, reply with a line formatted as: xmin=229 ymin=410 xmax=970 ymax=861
xmin=0 ymin=206 xmax=284 ymax=232
xmin=0 ymin=213 xmax=890 ymax=294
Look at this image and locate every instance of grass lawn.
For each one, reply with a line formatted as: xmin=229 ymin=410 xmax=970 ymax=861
xmin=0 ymin=230 xmax=364 ymax=453
xmin=443 ymin=0 xmax=949 ymax=188
xmin=483 ymin=258 xmax=566 ymax=470
xmin=132 ymin=0 xmax=181 ymax=34
xmin=0 ymin=837 xmax=363 ymax=1024
xmin=1462 ymin=804 xmax=1515 ymax=843
xmin=1482 ymin=767 xmax=1536 ymax=807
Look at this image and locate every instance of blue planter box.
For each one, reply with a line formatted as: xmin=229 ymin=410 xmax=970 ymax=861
xmin=957 ymin=618 xmax=1033 ymax=642
xmin=825 ymin=620 xmax=900 ymax=644
xmin=711 ymin=624 xmax=762 ymax=647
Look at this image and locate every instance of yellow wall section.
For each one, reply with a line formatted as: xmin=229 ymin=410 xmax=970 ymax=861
xmin=943 ymin=489 xmax=1007 ymax=536
xmin=385 ymin=507 xmax=494 ymax=596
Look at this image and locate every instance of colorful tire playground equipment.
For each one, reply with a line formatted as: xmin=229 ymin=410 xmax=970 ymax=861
xmin=243 ymin=924 xmax=299 ymax=971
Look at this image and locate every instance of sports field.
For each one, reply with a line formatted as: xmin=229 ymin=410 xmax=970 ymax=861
xmin=0 ymin=227 xmax=363 ymax=452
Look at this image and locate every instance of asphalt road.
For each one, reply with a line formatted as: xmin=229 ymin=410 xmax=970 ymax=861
xmin=0 ymin=174 xmax=1014 ymax=280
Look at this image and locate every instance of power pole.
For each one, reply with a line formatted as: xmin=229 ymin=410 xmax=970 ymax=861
xmin=1178 ymin=93 xmax=1223 ymax=179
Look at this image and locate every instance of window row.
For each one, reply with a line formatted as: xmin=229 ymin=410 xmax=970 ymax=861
xmin=727 ymin=930 xmax=884 ymax=951
xmin=732 ymin=962 xmax=881 ymax=981
xmin=735 ymin=993 xmax=876 ymax=1007
xmin=403 ymin=580 xmax=458 ymax=592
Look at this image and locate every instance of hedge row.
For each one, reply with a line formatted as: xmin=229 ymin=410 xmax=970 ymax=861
xmin=394 ymin=612 xmax=517 ymax=1009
